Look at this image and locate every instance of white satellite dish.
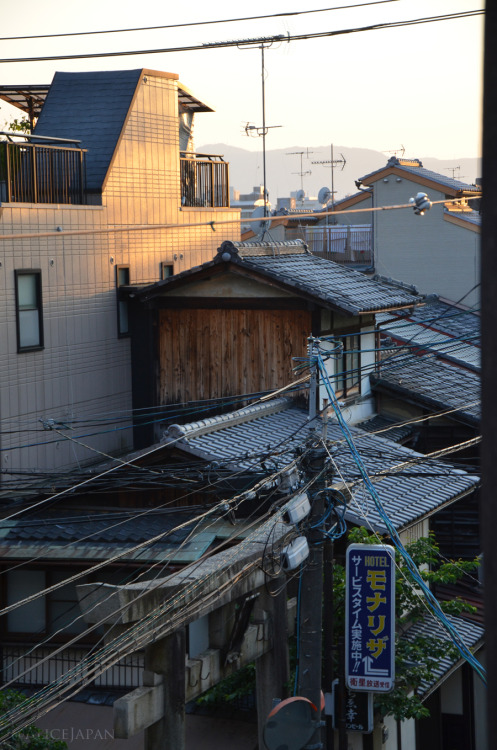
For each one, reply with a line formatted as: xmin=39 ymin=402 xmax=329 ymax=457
xmin=318 ymin=186 xmax=332 ymax=205
xmin=251 ymin=205 xmax=271 ymax=233
xmin=296 ymin=189 xmax=306 ymax=203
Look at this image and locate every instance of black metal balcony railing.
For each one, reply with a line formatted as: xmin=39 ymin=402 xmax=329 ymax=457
xmin=0 ymin=140 xmax=87 ymax=205
xmin=1 ymin=643 xmax=143 ymax=689
xmin=180 ymin=152 xmax=229 ymax=208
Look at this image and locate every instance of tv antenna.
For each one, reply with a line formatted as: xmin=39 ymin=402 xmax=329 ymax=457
xmin=239 ymin=36 xmax=285 ymax=221
xmin=312 ymin=144 xmax=346 ymax=214
xmin=383 ymin=145 xmax=406 ymax=158
xmin=286 ymin=149 xmax=314 ymax=197
xmin=445 ymin=165 xmax=465 ymax=180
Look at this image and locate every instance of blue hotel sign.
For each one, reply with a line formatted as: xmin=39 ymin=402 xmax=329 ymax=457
xmin=345 ymin=544 xmax=396 ymax=692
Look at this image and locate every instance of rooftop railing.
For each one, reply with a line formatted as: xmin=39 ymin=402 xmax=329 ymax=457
xmin=180 ymin=152 xmax=230 ymax=208
xmin=305 ymin=224 xmax=372 ymax=265
xmin=0 ymin=135 xmax=87 ymax=205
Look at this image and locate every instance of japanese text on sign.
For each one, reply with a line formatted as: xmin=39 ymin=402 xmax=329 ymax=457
xmin=345 ymin=544 xmax=395 ymax=692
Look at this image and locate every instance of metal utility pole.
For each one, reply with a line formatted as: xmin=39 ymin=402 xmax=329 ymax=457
xmin=240 ymin=36 xmax=283 ymax=217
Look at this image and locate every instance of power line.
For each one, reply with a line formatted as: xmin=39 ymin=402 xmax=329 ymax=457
xmin=0 ymin=1 xmax=402 ymax=42
xmin=0 ymin=10 xmax=483 ymax=64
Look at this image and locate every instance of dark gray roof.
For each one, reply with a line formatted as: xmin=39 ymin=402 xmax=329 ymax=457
xmin=402 ymin=614 xmax=484 ymax=699
xmin=221 ymin=241 xmax=422 ymax=315
xmin=162 ymin=398 xmax=479 ymax=533
xmin=357 ymin=414 xmax=416 ymax=444
xmin=397 ymin=300 xmax=480 ymax=342
xmin=34 ymin=70 xmax=142 ymax=191
xmin=371 ymin=354 xmax=480 ymax=426
xmin=0 ymin=509 xmax=243 ymax=563
xmin=377 ymin=306 xmax=480 ymax=373
xmin=360 ymin=157 xmax=481 ymax=194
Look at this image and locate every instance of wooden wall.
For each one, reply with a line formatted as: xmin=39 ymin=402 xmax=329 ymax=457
xmin=159 ymin=307 xmax=311 ymax=404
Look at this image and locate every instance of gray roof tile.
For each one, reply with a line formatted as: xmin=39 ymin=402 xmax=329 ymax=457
xmin=360 ymin=157 xmax=480 ymax=193
xmin=402 ymin=614 xmax=484 ymax=698
xmin=163 ymin=398 xmax=479 ymax=533
xmin=225 ymin=242 xmax=422 ymax=314
xmin=34 ymin=70 xmax=142 ymax=190
xmin=371 ymin=355 xmax=480 ymax=425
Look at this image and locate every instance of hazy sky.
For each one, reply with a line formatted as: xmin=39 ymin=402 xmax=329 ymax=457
xmin=0 ymin=0 xmax=484 ymax=161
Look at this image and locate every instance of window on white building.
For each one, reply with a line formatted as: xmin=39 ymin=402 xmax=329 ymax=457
xmin=15 ymin=270 xmax=44 ymax=351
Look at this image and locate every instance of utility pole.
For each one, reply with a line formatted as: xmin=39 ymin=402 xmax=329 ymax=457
xmin=296 ymin=339 xmax=330 ymax=747
xmin=298 ymin=434 xmax=328 ymax=747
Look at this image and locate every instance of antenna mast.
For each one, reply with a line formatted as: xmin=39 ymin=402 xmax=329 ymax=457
xmin=312 ymin=144 xmax=346 ymax=214
xmin=286 ymin=148 xmax=314 ymax=197
xmin=239 ymin=36 xmax=284 ymax=218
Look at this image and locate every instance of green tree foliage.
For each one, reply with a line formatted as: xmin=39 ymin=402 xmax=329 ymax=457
xmin=339 ymin=527 xmax=479 ymax=721
xmin=4 ymin=118 xmax=32 ymax=134
xmin=0 ymin=690 xmax=67 ymax=750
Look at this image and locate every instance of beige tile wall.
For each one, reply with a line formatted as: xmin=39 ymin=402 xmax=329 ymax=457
xmin=0 ymin=71 xmax=240 ymax=476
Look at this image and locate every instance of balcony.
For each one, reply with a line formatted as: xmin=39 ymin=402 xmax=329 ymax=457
xmin=0 ymin=137 xmax=87 ymax=205
xmin=180 ymin=152 xmax=229 ymax=208
xmin=305 ymin=224 xmax=372 ymax=265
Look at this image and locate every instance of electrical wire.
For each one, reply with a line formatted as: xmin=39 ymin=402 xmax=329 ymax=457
xmin=314 ymin=348 xmax=486 ymax=684
xmin=0 ymin=10 xmax=483 ymax=64
xmin=0 ymin=1 xmax=403 ymax=42
xmin=0 ymin=195 xmax=481 ymax=243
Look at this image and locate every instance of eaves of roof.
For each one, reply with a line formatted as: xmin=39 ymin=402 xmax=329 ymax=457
xmin=333 ymin=191 xmax=373 ymax=211
xmin=443 ymin=210 xmax=481 ymax=232
xmin=401 ymin=614 xmax=484 ymax=700
xmin=136 ymin=240 xmax=423 ymax=316
xmin=359 ymin=165 xmax=480 ymax=197
xmin=371 ymin=355 xmax=480 ymax=427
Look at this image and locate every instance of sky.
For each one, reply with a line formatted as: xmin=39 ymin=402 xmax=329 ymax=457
xmin=0 ymin=0 xmax=484 ymax=163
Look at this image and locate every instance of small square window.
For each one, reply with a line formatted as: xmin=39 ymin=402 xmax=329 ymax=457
xmin=116 ymin=265 xmax=130 ymax=337
xmin=160 ymin=263 xmax=174 ymax=281
xmin=15 ymin=270 xmax=44 ymax=352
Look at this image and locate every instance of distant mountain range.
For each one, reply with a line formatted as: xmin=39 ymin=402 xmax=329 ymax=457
xmin=199 ymin=143 xmax=481 ymax=205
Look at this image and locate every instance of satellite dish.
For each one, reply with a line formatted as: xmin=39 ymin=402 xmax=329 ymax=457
xmin=251 ymin=205 xmax=271 ymax=233
xmin=296 ymin=189 xmax=306 ymax=203
xmin=318 ymin=186 xmax=332 ymax=205
xmin=263 ymin=696 xmax=318 ymax=750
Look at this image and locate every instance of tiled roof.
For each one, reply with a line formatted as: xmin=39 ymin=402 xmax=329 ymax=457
xmin=371 ymin=355 xmax=480 ymax=426
xmin=377 ymin=309 xmax=480 ymax=372
xmin=0 ymin=510 xmax=246 ymax=563
xmin=162 ymin=398 xmax=479 ymax=533
xmin=356 ymin=414 xmax=417 ymax=443
xmin=360 ymin=157 xmax=480 ymax=194
xmin=397 ymin=300 xmax=480 ymax=342
xmin=34 ymin=70 xmax=142 ymax=191
xmin=445 ymin=208 xmax=482 ymax=225
xmin=220 ymin=241 xmax=422 ymax=315
xmin=402 ymin=614 xmax=484 ymax=698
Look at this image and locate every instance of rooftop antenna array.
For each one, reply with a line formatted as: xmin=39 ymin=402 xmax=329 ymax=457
xmin=286 ymin=148 xmax=315 ymax=202
xmin=312 ymin=144 xmax=346 ymax=217
xmin=445 ymin=165 xmax=465 ymax=180
xmin=238 ymin=35 xmax=285 ymax=230
xmin=383 ymin=145 xmax=406 ymax=158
